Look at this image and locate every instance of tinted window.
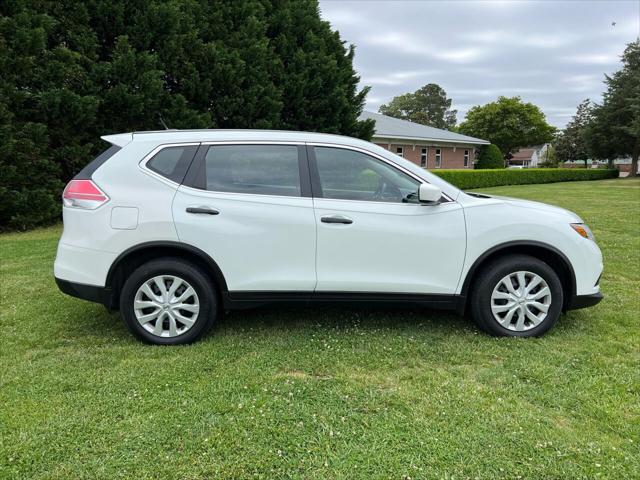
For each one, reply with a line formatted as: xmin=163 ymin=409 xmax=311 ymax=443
xmin=314 ymin=147 xmax=420 ymax=203
xmin=147 ymin=146 xmax=198 ymax=183
xmin=203 ymin=145 xmax=301 ymax=197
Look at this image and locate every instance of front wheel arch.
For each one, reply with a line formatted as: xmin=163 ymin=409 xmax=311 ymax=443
xmin=460 ymin=241 xmax=576 ymax=314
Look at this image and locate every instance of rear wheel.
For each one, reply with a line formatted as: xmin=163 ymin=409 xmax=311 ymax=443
xmin=120 ymin=258 xmax=217 ymax=344
xmin=470 ymin=254 xmax=563 ymax=337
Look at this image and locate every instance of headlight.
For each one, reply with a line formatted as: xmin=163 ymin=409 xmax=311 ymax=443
xmin=571 ymin=223 xmax=595 ymax=241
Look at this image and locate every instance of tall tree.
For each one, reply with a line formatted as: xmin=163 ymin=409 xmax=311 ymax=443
xmin=585 ymin=40 xmax=639 ymax=176
xmin=265 ymin=0 xmax=373 ymax=138
xmin=459 ymin=96 xmax=556 ymax=157
xmin=0 ymin=0 xmax=374 ymax=230
xmin=379 ymin=83 xmax=457 ymax=129
xmin=554 ymin=99 xmax=594 ymax=168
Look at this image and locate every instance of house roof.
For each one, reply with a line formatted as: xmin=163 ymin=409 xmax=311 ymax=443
xmin=359 ymin=111 xmax=489 ymax=145
xmin=510 ymin=148 xmax=536 ymax=161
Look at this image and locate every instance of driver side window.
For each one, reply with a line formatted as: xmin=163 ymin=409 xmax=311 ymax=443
xmin=313 ymin=147 xmax=420 ymax=203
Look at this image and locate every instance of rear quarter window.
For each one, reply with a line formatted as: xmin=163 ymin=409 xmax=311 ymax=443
xmin=146 ymin=145 xmax=199 ymax=184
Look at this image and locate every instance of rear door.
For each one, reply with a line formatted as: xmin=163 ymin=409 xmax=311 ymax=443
xmin=172 ymin=143 xmax=316 ymax=292
xmin=309 ymin=145 xmax=466 ymax=295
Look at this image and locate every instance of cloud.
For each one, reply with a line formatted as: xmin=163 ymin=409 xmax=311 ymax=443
xmin=362 ymin=32 xmax=423 ymax=55
xmin=560 ymin=74 xmax=603 ymax=93
xmin=465 ymin=30 xmax=577 ymax=49
xmin=362 ymin=31 xmax=490 ymax=64
xmin=433 ymin=47 xmax=487 ymax=63
xmin=320 ymin=8 xmax=366 ymax=27
xmin=366 ymin=70 xmax=443 ymax=86
xmin=561 ymin=53 xmax=622 ymax=65
xmin=319 ymin=0 xmax=635 ymax=127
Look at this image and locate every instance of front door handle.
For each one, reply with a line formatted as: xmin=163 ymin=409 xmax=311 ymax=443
xmin=321 ymin=215 xmax=353 ymax=225
xmin=186 ymin=206 xmax=219 ymax=215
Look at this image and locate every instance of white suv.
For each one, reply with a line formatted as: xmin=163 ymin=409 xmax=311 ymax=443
xmin=55 ymin=130 xmax=603 ymax=344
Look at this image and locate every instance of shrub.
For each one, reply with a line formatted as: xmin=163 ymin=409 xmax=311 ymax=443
xmin=431 ymin=168 xmax=619 ymax=190
xmin=475 ymin=144 xmax=504 ymax=169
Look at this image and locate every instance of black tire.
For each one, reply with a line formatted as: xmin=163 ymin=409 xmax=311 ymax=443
xmin=119 ymin=257 xmax=217 ymax=345
xmin=469 ymin=254 xmax=563 ymax=337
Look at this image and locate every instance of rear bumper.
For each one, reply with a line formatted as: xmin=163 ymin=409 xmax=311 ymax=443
xmin=567 ymin=291 xmax=603 ymax=310
xmin=55 ymin=277 xmax=112 ymax=308
xmin=54 ymin=242 xmax=116 ymax=287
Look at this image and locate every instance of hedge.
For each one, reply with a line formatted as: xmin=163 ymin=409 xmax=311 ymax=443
xmin=431 ymin=168 xmax=619 ymax=190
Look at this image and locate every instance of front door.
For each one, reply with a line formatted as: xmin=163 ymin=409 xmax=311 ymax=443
xmin=310 ymin=145 xmax=466 ymax=294
xmin=172 ymin=143 xmax=316 ymax=292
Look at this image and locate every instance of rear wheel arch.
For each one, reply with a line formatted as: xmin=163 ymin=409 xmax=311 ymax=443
xmin=106 ymin=242 xmax=228 ymax=309
xmin=461 ymin=241 xmax=576 ymax=311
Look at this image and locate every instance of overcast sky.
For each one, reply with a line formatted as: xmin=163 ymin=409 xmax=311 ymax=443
xmin=318 ymin=0 xmax=640 ymax=128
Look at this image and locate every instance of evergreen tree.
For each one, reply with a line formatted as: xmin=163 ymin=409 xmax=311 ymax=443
xmin=585 ymin=40 xmax=639 ymax=176
xmin=554 ymin=99 xmax=593 ymax=168
xmin=0 ymin=0 xmax=373 ymax=230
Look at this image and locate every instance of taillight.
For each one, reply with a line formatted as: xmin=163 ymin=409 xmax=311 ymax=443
xmin=62 ymin=179 xmax=109 ymax=209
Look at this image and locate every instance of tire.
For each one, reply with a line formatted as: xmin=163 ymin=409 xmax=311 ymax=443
xmin=469 ymin=254 xmax=563 ymax=337
xmin=119 ymin=257 xmax=217 ymax=345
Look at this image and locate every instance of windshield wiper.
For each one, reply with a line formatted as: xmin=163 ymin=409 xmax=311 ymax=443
xmin=464 ymin=191 xmax=491 ymax=199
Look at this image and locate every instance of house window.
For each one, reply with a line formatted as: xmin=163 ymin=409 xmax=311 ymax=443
xmin=396 ymin=146 xmax=404 ymax=158
xmin=464 ymin=149 xmax=470 ymax=168
xmin=435 ymin=149 xmax=442 ymax=168
xmin=420 ymin=148 xmax=428 ymax=168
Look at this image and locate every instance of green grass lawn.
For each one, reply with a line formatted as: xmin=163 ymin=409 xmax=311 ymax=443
xmin=1 ymin=179 xmax=639 ymax=479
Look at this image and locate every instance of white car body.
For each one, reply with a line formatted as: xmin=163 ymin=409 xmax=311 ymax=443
xmin=55 ymin=129 xmax=603 ymax=339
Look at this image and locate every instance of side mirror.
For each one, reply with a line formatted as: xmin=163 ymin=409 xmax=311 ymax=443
xmin=418 ymin=183 xmax=442 ymax=204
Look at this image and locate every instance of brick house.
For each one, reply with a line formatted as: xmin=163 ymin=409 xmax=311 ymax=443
xmin=359 ymin=111 xmax=489 ymax=169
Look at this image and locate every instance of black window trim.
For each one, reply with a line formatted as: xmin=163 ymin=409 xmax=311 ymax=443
xmin=75 ymin=144 xmax=121 ymax=180
xmin=181 ymin=142 xmax=312 ymax=198
xmin=306 ymin=143 xmax=453 ymax=204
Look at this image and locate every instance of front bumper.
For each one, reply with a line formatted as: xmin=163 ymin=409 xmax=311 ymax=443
xmin=55 ymin=277 xmax=112 ymax=308
xmin=567 ymin=291 xmax=603 ymax=310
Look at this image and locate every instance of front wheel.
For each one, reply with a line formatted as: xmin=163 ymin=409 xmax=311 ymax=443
xmin=470 ymin=254 xmax=563 ymax=337
xmin=120 ymin=258 xmax=217 ymax=345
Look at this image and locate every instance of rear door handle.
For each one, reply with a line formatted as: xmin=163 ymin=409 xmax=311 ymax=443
xmin=186 ymin=206 xmax=219 ymax=215
xmin=321 ymin=215 xmax=353 ymax=225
